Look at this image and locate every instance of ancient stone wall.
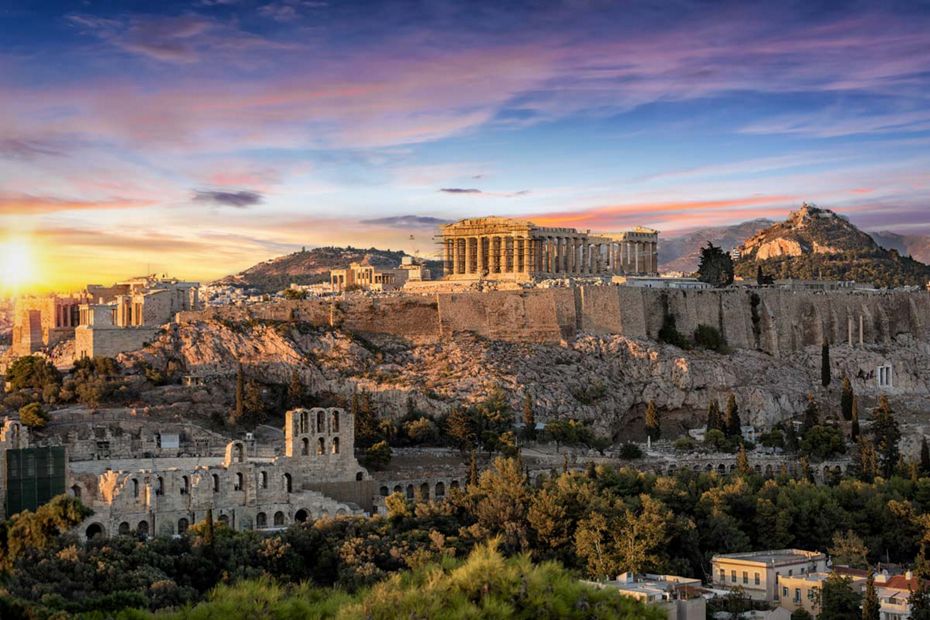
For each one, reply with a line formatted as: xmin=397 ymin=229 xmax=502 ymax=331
xmin=75 ymin=325 xmax=160 ymax=359
xmin=177 ymin=288 xmax=930 ymax=355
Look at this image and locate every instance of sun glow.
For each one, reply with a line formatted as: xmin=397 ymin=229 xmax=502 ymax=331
xmin=0 ymin=237 xmax=39 ymax=294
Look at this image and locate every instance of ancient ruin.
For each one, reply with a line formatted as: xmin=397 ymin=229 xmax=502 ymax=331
xmin=439 ymin=216 xmax=658 ymax=280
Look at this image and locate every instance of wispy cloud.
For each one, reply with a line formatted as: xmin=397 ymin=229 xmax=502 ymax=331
xmin=192 ymin=189 xmax=263 ymax=208
xmin=440 ymin=188 xmax=529 ymax=197
xmin=0 ymin=194 xmax=155 ymax=215
xmin=361 ymin=215 xmax=451 ymax=229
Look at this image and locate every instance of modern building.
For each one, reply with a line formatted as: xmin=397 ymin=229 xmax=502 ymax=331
xmin=777 ymin=568 xmax=868 ymax=616
xmin=875 ymin=571 xmax=926 ymax=620
xmin=586 ymin=572 xmax=706 ymax=620
xmin=711 ymin=549 xmax=829 ymax=602
xmin=439 ymin=216 xmax=658 ymax=281
xmin=615 ymin=276 xmax=713 ymax=290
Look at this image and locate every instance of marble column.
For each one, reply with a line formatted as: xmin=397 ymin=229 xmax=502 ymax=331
xmin=464 ymin=237 xmax=473 ymax=274
xmin=523 ymin=236 xmax=531 ymax=273
xmin=477 ymin=236 xmax=486 ymax=275
xmin=444 ymin=239 xmax=453 ymax=275
xmin=634 ymin=242 xmax=641 ymax=274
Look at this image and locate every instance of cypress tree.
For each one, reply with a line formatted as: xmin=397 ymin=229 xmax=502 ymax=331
xmin=468 ymin=449 xmax=479 ymax=486
xmin=287 ymin=370 xmax=303 ymax=409
xmin=523 ymin=394 xmax=536 ymax=440
xmin=921 ymin=437 xmax=930 ymax=476
xmin=851 ymin=397 xmax=860 ymax=441
xmin=841 ymin=376 xmax=854 ymax=421
xmin=872 ymin=396 xmax=901 ymax=479
xmin=724 ymin=395 xmax=741 ymax=439
xmin=706 ymin=399 xmax=721 ymax=433
xmin=736 ymin=444 xmax=751 ymax=476
xmin=802 ymin=395 xmax=820 ymax=434
xmin=821 ymin=339 xmax=831 ymax=387
xmin=862 ymin=572 xmax=880 ymax=620
xmin=645 ymin=400 xmax=660 ymax=441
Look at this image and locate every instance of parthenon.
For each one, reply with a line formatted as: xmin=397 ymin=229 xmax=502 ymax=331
xmin=440 ymin=217 xmax=658 ymax=280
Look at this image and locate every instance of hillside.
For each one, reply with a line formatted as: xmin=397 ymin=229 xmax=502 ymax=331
xmin=734 ymin=204 xmax=930 ymax=288
xmin=870 ymin=230 xmax=930 ymax=264
xmin=214 ymin=246 xmax=442 ymax=293
xmin=659 ymin=219 xmax=774 ymax=273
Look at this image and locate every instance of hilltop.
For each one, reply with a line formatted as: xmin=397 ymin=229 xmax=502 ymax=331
xmin=733 ymin=204 xmax=930 ymax=288
xmin=214 ymin=246 xmax=442 ymax=293
xmin=659 ymin=219 xmax=774 ymax=273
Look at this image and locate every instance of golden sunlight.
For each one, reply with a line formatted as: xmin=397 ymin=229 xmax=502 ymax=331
xmin=0 ymin=236 xmax=40 ymax=293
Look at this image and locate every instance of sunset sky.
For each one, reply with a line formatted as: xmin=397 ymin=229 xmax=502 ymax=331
xmin=2 ymin=0 xmax=930 ymax=292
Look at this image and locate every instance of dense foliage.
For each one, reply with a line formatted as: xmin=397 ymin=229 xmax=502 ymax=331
xmin=735 ymin=248 xmax=930 ymax=288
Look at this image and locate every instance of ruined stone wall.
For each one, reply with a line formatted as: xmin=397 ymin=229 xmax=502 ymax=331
xmin=177 ymin=288 xmax=930 ymax=355
xmin=75 ymin=325 xmax=159 ymax=359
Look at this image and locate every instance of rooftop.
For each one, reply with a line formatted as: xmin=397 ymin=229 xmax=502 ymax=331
xmin=712 ymin=549 xmax=826 ymax=566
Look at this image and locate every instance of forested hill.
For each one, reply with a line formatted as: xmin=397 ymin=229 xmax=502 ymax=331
xmin=733 ymin=204 xmax=930 ymax=288
xmin=214 ymin=246 xmax=442 ymax=293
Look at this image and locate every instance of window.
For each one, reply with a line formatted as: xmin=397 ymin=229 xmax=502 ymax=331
xmin=284 ymin=473 xmax=292 ymax=493
xmin=212 ymin=474 xmax=220 ymax=492
xmin=301 ymin=437 xmax=309 ymax=456
xmin=156 ymin=477 xmax=164 ymax=496
xmin=256 ymin=512 xmax=267 ymax=529
xmin=332 ymin=411 xmax=339 ymax=433
xmin=261 ymin=471 xmax=268 ymax=489
xmin=742 ymin=571 xmax=748 ymax=584
xmin=178 ymin=518 xmax=189 ymax=534
xmin=808 ymin=589 xmax=815 ymax=600
xmin=132 ymin=478 xmax=139 ymax=498
xmin=754 ymin=573 xmax=760 ymax=585
xmin=731 ymin=570 xmax=737 ymax=583
xmin=719 ymin=569 xmax=726 ymax=582
xmin=317 ymin=437 xmax=325 ymax=455
xmin=783 ymin=587 xmax=788 ymax=598
xmin=794 ymin=588 xmax=800 ymax=602
xmin=878 ymin=365 xmax=893 ymax=388
xmin=788 ymin=569 xmax=793 ymax=576
xmin=317 ymin=411 xmax=324 ymax=433
xmin=273 ymin=511 xmax=285 ymax=527
xmin=181 ymin=475 xmax=190 ymax=495
xmin=235 ymin=472 xmax=243 ymax=491
xmin=332 ymin=437 xmax=340 ymax=454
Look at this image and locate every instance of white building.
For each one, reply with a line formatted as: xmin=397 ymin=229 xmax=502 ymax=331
xmin=711 ymin=549 xmax=828 ymax=602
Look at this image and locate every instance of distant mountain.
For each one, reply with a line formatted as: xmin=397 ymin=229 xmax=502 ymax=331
xmin=869 ymin=231 xmax=930 ymax=264
xmin=733 ymin=204 xmax=930 ymax=288
xmin=659 ymin=219 xmax=774 ymax=274
xmin=214 ymin=247 xmax=442 ymax=293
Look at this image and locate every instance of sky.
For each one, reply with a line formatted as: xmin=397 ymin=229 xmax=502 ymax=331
xmin=2 ymin=0 xmax=930 ymax=291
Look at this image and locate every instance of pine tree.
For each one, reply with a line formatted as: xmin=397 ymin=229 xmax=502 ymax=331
xmin=522 ymin=394 xmax=536 ymax=440
xmin=854 ymin=436 xmax=878 ymax=482
xmin=911 ymin=548 xmax=930 ymax=620
xmin=645 ymin=400 xmax=660 ymax=441
xmin=724 ymin=395 xmax=741 ymax=439
xmin=736 ymin=444 xmax=751 ymax=476
xmin=862 ymin=572 xmax=880 ymax=620
xmin=706 ymin=399 xmax=721 ymax=433
xmin=841 ymin=376 xmax=854 ymax=421
xmin=851 ymin=397 xmax=860 ymax=441
xmin=467 ymin=449 xmax=479 ymax=487
xmin=821 ymin=339 xmax=831 ymax=387
xmin=872 ymin=396 xmax=901 ymax=479
xmin=921 ymin=437 xmax=930 ymax=476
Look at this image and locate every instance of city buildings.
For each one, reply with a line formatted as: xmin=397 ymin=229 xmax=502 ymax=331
xmin=711 ymin=549 xmax=829 ymax=602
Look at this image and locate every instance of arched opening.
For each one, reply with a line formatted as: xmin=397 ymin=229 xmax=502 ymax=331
xmin=284 ymin=473 xmax=292 ymax=493
xmin=273 ymin=511 xmax=285 ymax=527
xmin=332 ymin=411 xmax=339 ymax=432
xmin=218 ymin=514 xmax=230 ymax=527
xmin=435 ymin=482 xmax=445 ymax=498
xmin=256 ymin=512 xmax=267 ymax=529
xmin=235 ymin=472 xmax=244 ymax=491
xmin=71 ymin=484 xmax=81 ymax=499
xmin=356 ymin=471 xmax=364 ymax=481
xmin=118 ymin=522 xmax=131 ymax=536
xmin=137 ymin=520 xmax=149 ymax=536
xmin=406 ymin=484 xmax=415 ymax=499
xmin=301 ymin=437 xmax=310 ymax=456
xmin=717 ymin=464 xmax=726 ymax=474
xmin=295 ymin=509 xmax=309 ymax=523
xmin=450 ymin=480 xmax=459 ymax=490
xmin=132 ymin=478 xmax=139 ymax=498
xmin=728 ymin=464 xmax=736 ymax=473
xmin=380 ymin=486 xmax=389 ymax=496
xmin=393 ymin=484 xmax=402 ymax=494
xmin=156 ymin=477 xmax=164 ymax=495
xmin=181 ymin=475 xmax=190 ymax=495
xmin=420 ymin=482 xmax=430 ymax=499
xmin=317 ymin=411 xmax=325 ymax=433
xmin=177 ymin=518 xmax=189 ymax=534
xmin=212 ymin=474 xmax=220 ymax=492
xmin=332 ymin=437 xmax=340 ymax=454
xmin=336 ymin=508 xmax=347 ymax=516
xmin=85 ymin=523 xmax=105 ymax=539
xmin=261 ymin=471 xmax=268 ymax=489
xmin=234 ymin=443 xmax=244 ymax=462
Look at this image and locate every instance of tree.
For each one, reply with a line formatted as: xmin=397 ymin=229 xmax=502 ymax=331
xmin=286 ymin=370 xmax=303 ymax=409
xmin=7 ymin=355 xmax=61 ymax=392
xmin=821 ymin=339 xmax=831 ymax=387
xmin=18 ymin=402 xmax=49 ymax=429
xmin=850 ymin=397 xmax=860 ymax=441
xmin=841 ymin=377 xmax=854 ymax=421
xmin=233 ymin=362 xmax=245 ymax=423
xmin=736 ymin=444 xmax=751 ymax=476
xmin=800 ymin=425 xmax=846 ymax=460
xmin=445 ymin=406 xmax=477 ymax=451
xmin=791 ymin=610 xmax=814 ymax=620
xmin=0 ymin=495 xmax=91 ymax=570
xmin=862 ymin=572 xmax=880 ymax=620
xmin=467 ymin=449 xmax=479 ymax=486
xmin=853 ymin=436 xmax=879 ymax=482
xmin=470 ymin=457 xmax=531 ymax=552
xmin=707 ymin=399 xmax=722 ymax=433
xmin=872 ymin=396 xmax=901 ymax=478
xmin=724 ymin=395 xmax=742 ymax=439
xmin=645 ymin=400 xmax=660 ymax=441
xmin=921 ymin=437 xmax=930 ymax=476
xmin=756 ymin=265 xmax=775 ymax=286
xmin=243 ymin=379 xmax=267 ymax=425
xmin=818 ymin=573 xmax=861 ymax=620
xmin=828 ymin=530 xmax=869 ymax=569
xmin=802 ymin=396 xmax=820 ymax=434
xmin=363 ymin=441 xmax=392 ymax=470
xmin=697 ymin=242 xmax=734 ymax=287
xmin=522 ymin=394 xmax=536 ymax=440
xmin=909 ymin=575 xmax=930 ymax=620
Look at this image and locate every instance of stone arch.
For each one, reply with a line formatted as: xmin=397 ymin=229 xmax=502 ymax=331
xmin=70 ymin=484 xmax=82 ymax=499
xmin=218 ymin=514 xmax=230 ymax=527
xmin=256 ymin=512 xmax=267 ymax=529
xmin=235 ymin=472 xmax=244 ymax=490
xmin=420 ymin=482 xmax=430 ymax=499
xmin=336 ymin=508 xmax=347 ymax=516
xmin=332 ymin=410 xmax=339 ymax=433
xmin=754 ymin=464 xmax=762 ymax=473
xmin=181 ymin=475 xmax=190 ymax=495
xmin=317 ymin=410 xmax=325 ymax=433
xmin=284 ymin=473 xmax=293 ymax=493
xmin=132 ymin=478 xmax=139 ymax=498
xmin=317 ymin=437 xmax=325 ymax=455
xmin=332 ymin=437 xmax=340 ymax=454
xmin=301 ymin=437 xmax=310 ymax=456
xmin=156 ymin=476 xmax=164 ymax=495
xmin=728 ymin=464 xmax=737 ymax=473
xmin=393 ymin=484 xmax=402 ymax=494
xmin=435 ymin=481 xmax=445 ymax=498
xmin=273 ymin=511 xmax=285 ymax=527
xmin=86 ymin=523 xmax=106 ymax=539
xmin=177 ymin=518 xmax=189 ymax=534
xmin=261 ymin=471 xmax=268 ymax=489
xmin=406 ymin=484 xmax=415 ymax=499
xmin=356 ymin=471 xmax=364 ymax=481
xmin=704 ymin=464 xmax=713 ymax=472
xmin=137 ymin=520 xmax=149 ymax=536
xmin=118 ymin=521 xmax=131 ymax=536
xmin=379 ymin=485 xmax=389 ymax=496
xmin=225 ymin=440 xmax=246 ymax=466
xmin=295 ymin=508 xmax=309 ymax=523
xmin=212 ymin=474 xmax=220 ymax=492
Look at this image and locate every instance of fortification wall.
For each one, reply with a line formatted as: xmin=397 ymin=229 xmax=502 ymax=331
xmin=177 ymin=288 xmax=930 ymax=355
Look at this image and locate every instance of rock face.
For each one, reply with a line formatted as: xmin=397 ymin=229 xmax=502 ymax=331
xmin=121 ymin=317 xmax=930 ymax=435
xmin=741 ymin=204 xmax=878 ymax=260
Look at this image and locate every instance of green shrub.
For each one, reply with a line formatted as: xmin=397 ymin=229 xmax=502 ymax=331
xmin=18 ymin=402 xmax=49 ymax=429
xmin=693 ymin=324 xmax=727 ymax=352
xmin=618 ymin=443 xmax=643 ymax=459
